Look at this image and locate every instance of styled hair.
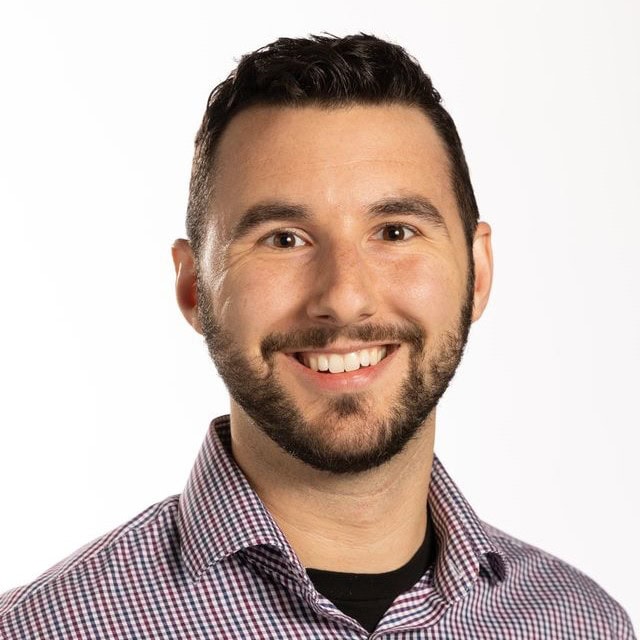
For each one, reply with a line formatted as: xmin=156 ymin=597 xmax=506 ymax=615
xmin=186 ymin=33 xmax=479 ymax=256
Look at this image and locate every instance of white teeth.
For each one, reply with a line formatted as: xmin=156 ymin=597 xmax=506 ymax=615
xmin=317 ymin=354 xmax=329 ymax=372
xmin=344 ymin=352 xmax=360 ymax=372
xmin=300 ymin=346 xmax=389 ymax=373
xmin=369 ymin=346 xmax=387 ymax=366
xmin=328 ymin=354 xmax=343 ymax=373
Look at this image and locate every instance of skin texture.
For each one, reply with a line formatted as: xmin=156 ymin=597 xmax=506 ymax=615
xmin=172 ymin=104 xmax=493 ymax=573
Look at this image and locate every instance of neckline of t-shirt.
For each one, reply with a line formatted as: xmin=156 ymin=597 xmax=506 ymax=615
xmin=305 ymin=507 xmax=437 ymax=602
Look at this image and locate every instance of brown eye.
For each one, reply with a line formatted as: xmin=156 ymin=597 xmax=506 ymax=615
xmin=265 ymin=231 xmax=306 ymax=248
xmin=376 ymin=225 xmax=416 ymax=241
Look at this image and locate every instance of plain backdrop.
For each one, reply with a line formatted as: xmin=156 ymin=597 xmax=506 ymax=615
xmin=1 ymin=0 xmax=638 ymax=629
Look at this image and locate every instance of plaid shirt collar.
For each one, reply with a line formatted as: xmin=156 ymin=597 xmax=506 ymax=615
xmin=178 ymin=415 xmax=507 ymax=603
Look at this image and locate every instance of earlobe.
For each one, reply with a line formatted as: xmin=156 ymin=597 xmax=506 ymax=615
xmin=171 ymin=239 xmax=203 ymax=334
xmin=471 ymin=222 xmax=493 ymax=322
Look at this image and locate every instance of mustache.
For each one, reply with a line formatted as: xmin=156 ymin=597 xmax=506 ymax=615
xmin=260 ymin=322 xmax=425 ymax=360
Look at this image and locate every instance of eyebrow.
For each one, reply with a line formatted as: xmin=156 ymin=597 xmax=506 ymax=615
xmin=367 ymin=196 xmax=448 ymax=233
xmin=230 ymin=195 xmax=447 ymax=241
xmin=231 ymin=202 xmax=311 ymax=241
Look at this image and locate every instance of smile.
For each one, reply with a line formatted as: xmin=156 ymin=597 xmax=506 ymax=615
xmin=295 ymin=345 xmax=392 ymax=374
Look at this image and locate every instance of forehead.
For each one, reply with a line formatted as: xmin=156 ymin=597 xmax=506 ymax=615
xmin=211 ymin=103 xmax=460 ymax=237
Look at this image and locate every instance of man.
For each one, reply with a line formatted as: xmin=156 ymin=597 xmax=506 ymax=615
xmin=0 ymin=33 xmax=635 ymax=639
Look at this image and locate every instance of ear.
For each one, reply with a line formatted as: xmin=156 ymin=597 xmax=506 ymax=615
xmin=171 ymin=239 xmax=203 ymax=334
xmin=470 ymin=221 xmax=493 ymax=322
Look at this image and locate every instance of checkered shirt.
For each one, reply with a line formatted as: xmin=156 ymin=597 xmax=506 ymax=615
xmin=0 ymin=415 xmax=635 ymax=639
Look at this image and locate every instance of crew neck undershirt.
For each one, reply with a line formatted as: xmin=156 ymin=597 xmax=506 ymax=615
xmin=305 ymin=507 xmax=438 ymax=633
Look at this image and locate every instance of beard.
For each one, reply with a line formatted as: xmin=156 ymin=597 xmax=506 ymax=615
xmin=197 ymin=270 xmax=474 ymax=475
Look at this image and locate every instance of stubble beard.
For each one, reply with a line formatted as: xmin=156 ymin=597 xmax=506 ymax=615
xmin=197 ymin=272 xmax=474 ymax=475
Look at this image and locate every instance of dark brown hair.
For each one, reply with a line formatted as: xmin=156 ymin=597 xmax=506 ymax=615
xmin=186 ymin=33 xmax=479 ymax=256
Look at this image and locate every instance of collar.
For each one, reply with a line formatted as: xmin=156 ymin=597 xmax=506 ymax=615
xmin=428 ymin=455 xmax=507 ymax=601
xmin=178 ymin=416 xmax=508 ymax=601
xmin=178 ymin=415 xmax=299 ymax=582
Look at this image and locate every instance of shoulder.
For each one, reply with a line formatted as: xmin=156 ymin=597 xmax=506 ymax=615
xmin=0 ymin=495 xmax=180 ymax=637
xmin=482 ymin=521 xmax=635 ymax=638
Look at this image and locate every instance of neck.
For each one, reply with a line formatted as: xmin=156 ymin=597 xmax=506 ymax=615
xmin=229 ymin=405 xmax=435 ymax=574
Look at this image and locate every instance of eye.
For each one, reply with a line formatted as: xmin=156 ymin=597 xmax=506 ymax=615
xmin=373 ymin=224 xmax=417 ymax=242
xmin=263 ymin=230 xmax=307 ymax=249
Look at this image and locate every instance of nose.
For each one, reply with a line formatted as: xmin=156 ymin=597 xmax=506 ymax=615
xmin=305 ymin=243 xmax=378 ymax=326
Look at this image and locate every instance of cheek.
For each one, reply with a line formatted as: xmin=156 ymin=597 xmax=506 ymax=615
xmin=377 ymin=255 xmax=464 ymax=329
xmin=214 ymin=261 xmax=307 ymax=344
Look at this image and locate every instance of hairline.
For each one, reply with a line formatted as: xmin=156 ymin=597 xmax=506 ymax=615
xmin=196 ymin=98 xmax=469 ymax=256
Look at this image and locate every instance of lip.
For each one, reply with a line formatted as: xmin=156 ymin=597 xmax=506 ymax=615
xmin=281 ymin=344 xmax=400 ymax=392
xmin=285 ymin=342 xmax=396 ymax=356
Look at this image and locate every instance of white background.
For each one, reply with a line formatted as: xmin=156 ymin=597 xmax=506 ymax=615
xmin=1 ymin=0 xmax=638 ymax=630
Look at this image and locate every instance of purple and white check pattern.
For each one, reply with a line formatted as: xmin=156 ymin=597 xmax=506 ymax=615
xmin=1 ymin=415 xmax=635 ymax=638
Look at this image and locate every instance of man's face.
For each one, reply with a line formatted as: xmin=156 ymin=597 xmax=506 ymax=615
xmin=192 ymin=104 xmax=486 ymax=474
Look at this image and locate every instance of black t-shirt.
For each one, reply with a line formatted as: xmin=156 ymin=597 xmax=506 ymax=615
xmin=306 ymin=508 xmax=438 ymax=633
